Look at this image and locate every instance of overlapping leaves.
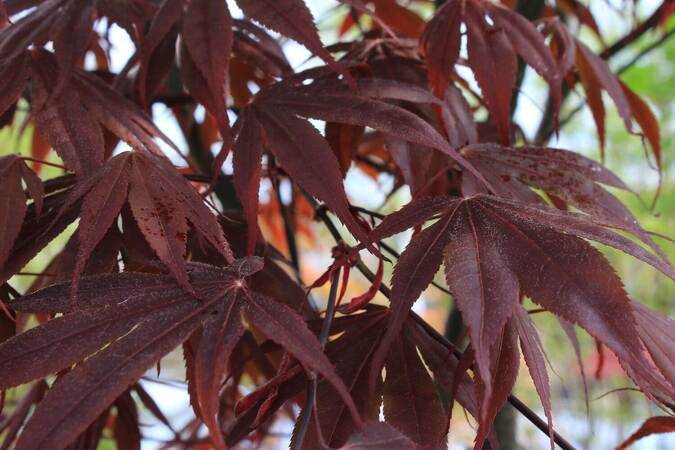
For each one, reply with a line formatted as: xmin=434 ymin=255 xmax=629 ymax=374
xmin=0 ymin=155 xmax=43 ymax=274
xmin=232 ymin=75 xmax=489 ymax=251
xmin=0 ymin=1 xmax=672 ymax=449
xmin=50 ymin=150 xmax=233 ymax=298
xmin=364 ymin=193 xmax=675 ymax=447
xmin=232 ymin=306 xmax=490 ymax=450
xmin=422 ymin=0 xmax=562 ymax=143
xmin=0 ymin=259 xmax=360 ymax=450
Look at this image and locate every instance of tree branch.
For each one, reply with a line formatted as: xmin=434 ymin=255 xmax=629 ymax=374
xmin=292 ymin=270 xmax=339 ymax=450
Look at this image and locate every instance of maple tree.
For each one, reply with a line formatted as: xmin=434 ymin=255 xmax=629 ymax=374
xmin=0 ymin=0 xmax=673 ymax=449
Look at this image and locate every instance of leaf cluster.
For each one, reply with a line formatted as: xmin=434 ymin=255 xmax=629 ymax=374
xmin=0 ymin=1 xmax=673 ymax=449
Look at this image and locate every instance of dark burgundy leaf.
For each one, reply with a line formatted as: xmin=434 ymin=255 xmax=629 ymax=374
xmin=0 ymin=381 xmax=47 ymax=450
xmin=513 ymin=305 xmax=554 ymax=450
xmin=0 ymin=0 xmax=60 ymax=62
xmin=137 ymin=0 xmax=184 ymax=105
xmin=0 ymin=155 xmax=28 ymax=273
xmin=474 ymin=321 xmax=520 ymax=449
xmin=326 ymin=121 xmax=364 ymax=177
xmin=558 ymin=318 xmax=589 ymax=412
xmin=476 ymin=195 xmax=673 ymax=279
xmin=13 ymin=295 xmax=203 ymax=450
xmin=0 ymin=195 xmax=81 ymax=286
xmin=113 ymin=392 xmax=141 ymax=450
xmin=408 ymin=319 xmax=481 ymax=421
xmin=128 ymin=156 xmax=191 ymax=291
xmin=0 ymin=50 xmax=29 ymax=118
xmin=0 ymin=286 xmax=190 ymax=390
xmin=72 ymin=152 xmax=132 ymax=298
xmin=232 ymin=108 xmax=264 ymax=254
xmin=462 ymin=144 xmax=668 ymax=264
xmin=486 ymin=3 xmax=562 ymax=124
xmin=443 ymin=202 xmax=519 ymax=397
xmin=9 ymin=271 xmax=179 ymax=314
xmin=386 ymin=138 xmax=433 ymax=196
xmin=369 ymin=203 xmax=462 ymax=394
xmin=2 ymin=261 xmax=265 ymax=449
xmin=632 ymin=302 xmax=675 ymax=386
xmin=383 ymin=329 xmax=447 ymax=449
xmin=465 ymin=2 xmax=517 ymax=144
xmin=73 ymin=70 xmax=176 ymax=155
xmin=48 ymin=151 xmax=234 ymax=292
xmin=443 ymin=84 xmax=478 ymax=148
xmin=299 ymin=308 xmax=386 ymax=449
xmin=182 ymin=0 xmax=232 ymax=142
xmin=193 ymin=296 xmax=244 ymax=450
xmin=421 ymin=0 xmax=462 ymax=97
xmin=257 ymin=81 xmax=491 ymax=189
xmin=52 ymin=0 xmax=95 ymax=96
xmin=254 ymin=106 xmax=368 ymax=243
xmin=366 ymin=196 xmax=457 ymax=245
xmin=470 ymin=197 xmax=673 ymax=401
xmin=31 ymin=59 xmax=105 ymax=174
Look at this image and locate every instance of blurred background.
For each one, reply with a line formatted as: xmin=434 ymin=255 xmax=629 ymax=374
xmin=1 ymin=0 xmax=673 ymax=448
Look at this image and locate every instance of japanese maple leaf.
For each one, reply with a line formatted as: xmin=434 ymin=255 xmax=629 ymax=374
xmin=303 ymin=307 xmax=447 ymax=449
xmin=235 ymin=0 xmax=350 ymax=81
xmin=56 ymin=151 xmax=233 ymax=297
xmin=364 ymin=194 xmax=674 ymax=432
xmin=0 ymin=50 xmax=30 ymax=125
xmin=0 ymin=258 xmax=360 ymax=450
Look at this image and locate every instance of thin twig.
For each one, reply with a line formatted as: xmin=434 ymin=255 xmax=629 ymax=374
xmin=271 ymin=161 xmax=301 ymax=274
xmin=20 ymin=156 xmax=67 ymax=171
xmin=350 ymin=205 xmax=386 ymax=220
xmin=292 ymin=270 xmax=339 ymax=450
xmin=599 ymin=2 xmax=673 ymax=60
xmin=616 ymin=28 xmax=675 ymax=75
xmin=15 ymin=272 xmax=58 ymax=277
